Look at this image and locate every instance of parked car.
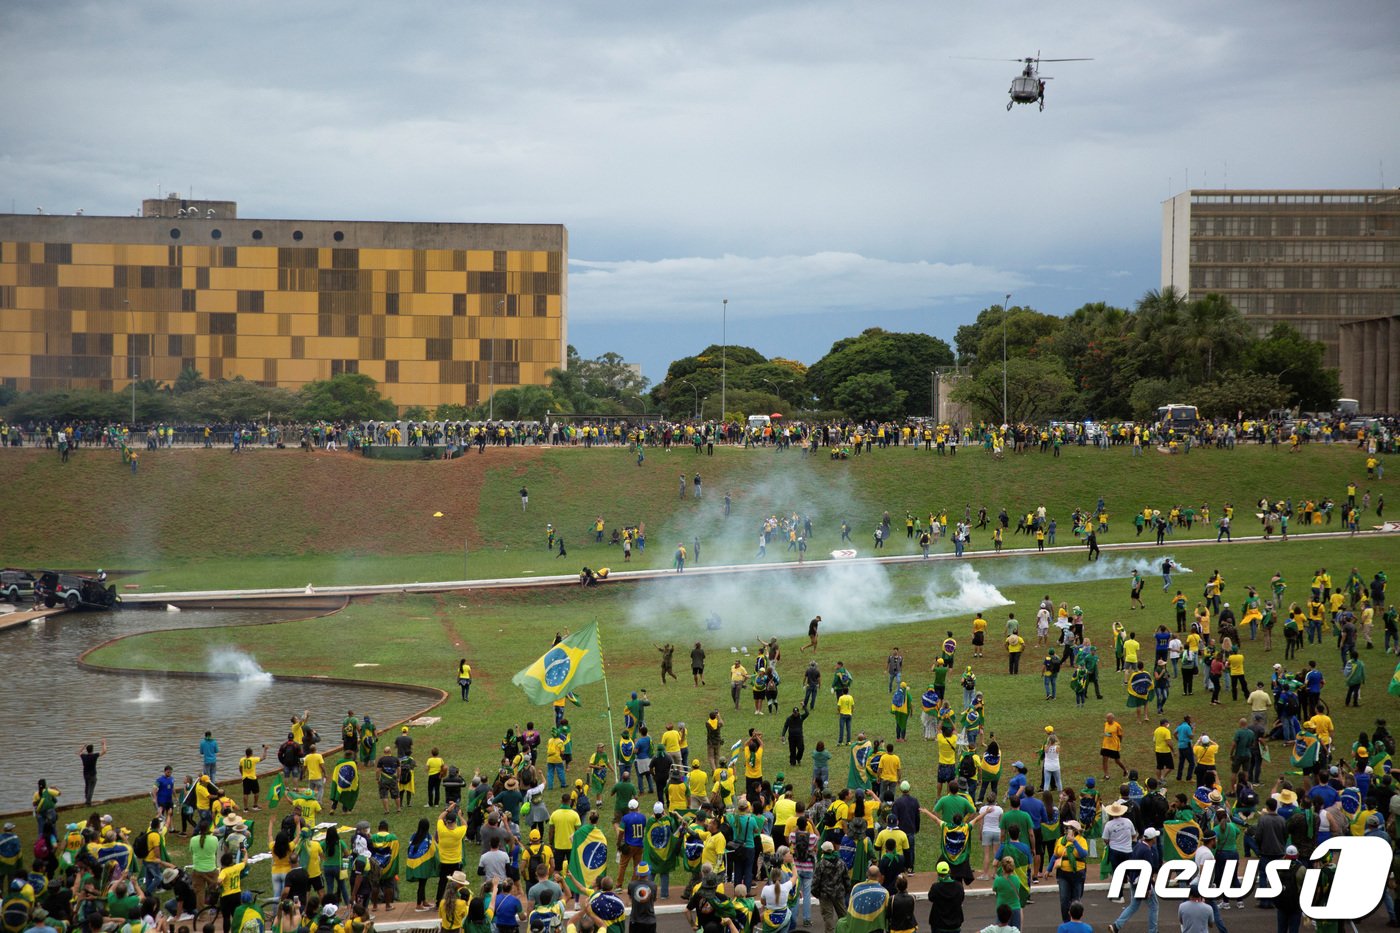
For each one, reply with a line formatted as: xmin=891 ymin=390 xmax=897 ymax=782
xmin=34 ymin=571 xmax=121 ymax=611
xmin=1 ymin=569 xmax=36 ymax=603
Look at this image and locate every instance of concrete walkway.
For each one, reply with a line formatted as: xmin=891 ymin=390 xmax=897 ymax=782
xmin=121 ymin=527 xmax=1393 ymax=607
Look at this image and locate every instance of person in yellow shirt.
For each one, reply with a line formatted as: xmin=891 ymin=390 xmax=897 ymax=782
xmin=876 ymin=743 xmax=902 ymax=798
xmin=1100 ymin=713 xmax=1127 ymax=778
xmin=660 ymin=724 xmax=683 ymax=765
xmin=700 ymin=816 xmax=727 ymax=873
xmin=291 ymin=793 xmax=322 ymax=826
xmin=302 ymin=746 xmax=327 ymax=802
xmin=836 ymin=693 xmax=855 ymax=746
xmin=971 ymin=614 xmax=988 ymax=659
xmin=1122 ymin=634 xmax=1141 ymax=676
xmin=1307 ymin=714 xmax=1334 ymax=750
xmin=1193 ymin=734 xmax=1219 ymax=786
xmin=935 ymin=727 xmax=959 ymax=796
xmin=239 ymin=745 xmax=269 ymax=812
xmin=1226 ymin=650 xmax=1246 ymax=701
xmin=544 ymin=736 xmax=567 ymax=791
xmin=741 ymin=737 xmax=764 ymax=798
xmin=217 ymin=852 xmax=247 ymax=930
xmin=425 ymin=748 xmax=446 ymax=806
xmin=687 ymin=759 xmax=709 ymax=807
xmin=434 ymin=807 xmax=469 ymax=903
xmin=540 ymin=795 xmax=578 ymax=874
xmin=1152 ymin=718 xmax=1174 ymax=783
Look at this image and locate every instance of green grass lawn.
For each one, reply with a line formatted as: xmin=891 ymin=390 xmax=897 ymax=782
xmin=0 ymin=441 xmax=1389 ymax=591
xmin=68 ymin=531 xmax=1398 ymax=887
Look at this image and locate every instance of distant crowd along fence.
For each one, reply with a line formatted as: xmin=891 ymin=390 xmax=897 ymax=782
xmin=1 ymin=414 xmax=1393 ymax=451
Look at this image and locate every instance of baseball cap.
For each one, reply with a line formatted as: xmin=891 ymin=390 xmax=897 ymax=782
xmin=899 ymin=781 xmax=910 ymax=792
xmin=821 ymin=841 xmax=835 ymax=852
xmin=936 ymin=861 xmax=951 ymax=876
xmin=1285 ymin=845 xmax=1298 ymax=858
xmin=1143 ymin=827 xmax=1160 ymax=840
xmin=653 ymin=802 xmax=664 ymax=815
xmin=628 ymin=799 xmax=639 ymax=810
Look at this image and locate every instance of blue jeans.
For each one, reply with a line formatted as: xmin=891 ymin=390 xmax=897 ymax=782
xmin=1114 ymin=891 xmax=1159 ymax=933
xmin=546 ymin=763 xmax=565 ymax=789
xmin=888 ymin=672 xmax=900 ymax=692
xmin=838 ymin=715 xmax=852 ymax=744
xmin=797 ymin=869 xmax=813 ymax=923
xmin=1057 ymin=873 xmax=1085 ymax=923
xmin=1044 ymin=674 xmax=1057 ymax=698
xmin=803 ymin=684 xmax=818 ymax=710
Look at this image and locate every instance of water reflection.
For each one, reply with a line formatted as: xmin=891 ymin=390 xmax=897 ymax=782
xmin=1 ymin=607 xmax=430 ymax=814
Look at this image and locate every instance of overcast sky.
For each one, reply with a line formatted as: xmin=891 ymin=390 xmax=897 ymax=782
xmin=4 ymin=1 xmax=1397 ymax=381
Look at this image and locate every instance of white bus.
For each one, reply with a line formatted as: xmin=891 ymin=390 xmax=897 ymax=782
xmin=1156 ymin=403 xmax=1200 ymax=430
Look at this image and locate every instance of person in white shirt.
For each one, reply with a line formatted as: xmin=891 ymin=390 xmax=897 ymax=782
xmin=977 ymin=798 xmax=1004 ymax=880
xmin=1042 ymin=734 xmax=1062 ymax=791
xmin=759 ymin=867 xmax=794 ymax=909
xmin=1101 ymin=801 xmax=1137 ymax=873
xmin=1167 ymin=637 xmax=1183 ymax=676
xmin=1037 ymin=607 xmax=1052 ymax=646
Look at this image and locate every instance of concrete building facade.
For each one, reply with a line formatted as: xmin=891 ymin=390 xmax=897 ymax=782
xmin=1337 ymin=315 xmax=1400 ymax=412
xmin=0 ymin=198 xmax=567 ymax=412
xmin=1161 ymin=189 xmax=1400 ymax=366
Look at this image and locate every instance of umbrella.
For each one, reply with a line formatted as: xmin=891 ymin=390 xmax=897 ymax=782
xmin=770 ymin=413 xmax=783 ymax=419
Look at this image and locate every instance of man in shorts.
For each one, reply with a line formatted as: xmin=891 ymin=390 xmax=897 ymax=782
xmin=1100 ymin=713 xmax=1127 ymax=778
xmin=376 ymin=751 xmax=400 ymax=812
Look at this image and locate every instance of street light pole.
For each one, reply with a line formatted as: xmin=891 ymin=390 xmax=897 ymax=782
xmin=721 ymin=298 xmax=728 ymax=425
xmin=489 ymin=298 xmax=504 ymax=420
xmin=678 ymin=379 xmax=699 ymax=419
xmin=1002 ymin=293 xmax=1011 ymax=426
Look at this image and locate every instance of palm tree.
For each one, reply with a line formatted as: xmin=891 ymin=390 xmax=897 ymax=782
xmin=1178 ymin=293 xmax=1250 ymax=382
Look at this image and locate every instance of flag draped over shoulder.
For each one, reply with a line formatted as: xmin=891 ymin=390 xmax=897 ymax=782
xmin=847 ymin=740 xmax=874 ymax=790
xmin=1290 ymin=731 xmax=1320 ymax=771
xmin=1389 ymin=661 xmax=1400 ymax=698
xmin=835 ymin=881 xmax=889 ymax=933
xmin=643 ymin=816 xmax=681 ymax=874
xmin=1162 ymin=820 xmax=1202 ymax=861
xmin=513 ymin=623 xmax=606 ymax=704
xmin=564 ymin=823 xmax=609 ymax=896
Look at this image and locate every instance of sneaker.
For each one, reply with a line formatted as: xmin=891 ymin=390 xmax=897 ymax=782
xmin=1108 ymin=924 xmax=1119 ymax=933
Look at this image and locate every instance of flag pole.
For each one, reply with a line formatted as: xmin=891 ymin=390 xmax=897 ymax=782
xmin=598 ymin=620 xmax=619 ymax=776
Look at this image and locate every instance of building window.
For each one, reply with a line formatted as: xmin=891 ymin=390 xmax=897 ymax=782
xmin=170 ymin=228 xmax=181 ymax=239
xmin=333 ymin=230 xmax=345 ymax=242
xmin=211 ymin=229 xmax=222 ymax=240
xmin=252 ymin=229 xmax=263 ymax=240
xmin=293 ymin=230 xmax=304 ymax=241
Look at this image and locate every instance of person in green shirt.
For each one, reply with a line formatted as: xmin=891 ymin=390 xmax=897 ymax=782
xmin=931 ymin=785 xmax=976 ymax=825
xmin=1343 ymin=653 xmax=1366 ymax=706
xmin=609 ymin=772 xmax=638 ymax=819
xmin=992 ymin=855 xmax=1024 ymax=930
xmin=998 ymin=797 xmax=1036 ymax=856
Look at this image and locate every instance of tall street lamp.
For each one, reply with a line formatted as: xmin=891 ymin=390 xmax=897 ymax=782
xmin=488 ymin=298 xmax=505 ymax=420
xmin=1002 ymin=293 xmax=1011 ymax=426
xmin=678 ymin=379 xmax=699 ymax=419
xmin=125 ymin=299 xmax=135 ymax=425
xmin=721 ymin=298 xmax=728 ymax=425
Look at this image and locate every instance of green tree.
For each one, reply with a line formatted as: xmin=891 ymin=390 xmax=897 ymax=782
xmin=173 ymin=378 xmax=300 ymax=423
xmin=296 ymin=373 xmax=396 ymax=422
xmin=949 ymin=357 xmax=1073 ymax=424
xmin=1177 ymin=293 xmax=1251 ymax=383
xmin=174 ymin=367 xmax=207 ymax=395
xmin=1189 ymin=373 xmax=1290 ymax=419
xmin=1244 ymin=324 xmax=1341 ymax=411
xmin=831 ymin=372 xmax=908 ymax=421
xmin=806 ymin=328 xmax=953 ymax=415
xmin=1127 ymin=377 xmax=1188 ymax=422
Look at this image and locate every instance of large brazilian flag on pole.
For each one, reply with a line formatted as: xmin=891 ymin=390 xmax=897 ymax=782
xmin=513 ymin=622 xmax=606 ymax=704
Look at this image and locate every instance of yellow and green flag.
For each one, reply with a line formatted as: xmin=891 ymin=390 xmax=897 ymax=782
xmin=564 ymin=823 xmax=609 ymax=896
xmin=513 ymin=623 xmax=606 ymax=705
xmin=1388 ymin=660 xmax=1400 ymax=698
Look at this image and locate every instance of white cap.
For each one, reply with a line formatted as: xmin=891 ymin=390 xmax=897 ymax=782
xmin=1285 ymin=845 xmax=1299 ymax=857
xmin=653 ymin=802 xmax=664 ymax=815
xmin=628 ymin=799 xmax=639 ymax=810
xmin=1199 ymin=735 xmax=1210 ymax=744
xmin=1143 ymin=827 xmax=1160 ymax=840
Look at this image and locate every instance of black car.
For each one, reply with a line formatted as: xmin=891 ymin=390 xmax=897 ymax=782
xmin=34 ymin=571 xmax=121 ymax=611
xmin=1 ymin=569 xmax=36 ymax=603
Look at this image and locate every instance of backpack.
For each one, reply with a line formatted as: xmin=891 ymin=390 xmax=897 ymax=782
xmin=133 ymin=831 xmax=150 ymax=859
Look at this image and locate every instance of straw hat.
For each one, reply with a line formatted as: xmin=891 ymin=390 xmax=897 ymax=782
xmin=222 ymin=813 xmax=244 ymax=829
xmin=1275 ymin=789 xmax=1298 ymax=806
xmin=1104 ymin=802 xmax=1129 ymax=818
xmin=447 ymin=871 xmax=469 ymax=887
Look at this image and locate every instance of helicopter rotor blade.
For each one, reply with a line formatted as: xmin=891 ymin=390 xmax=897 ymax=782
xmin=1036 ymin=58 xmax=1094 ymax=62
xmin=950 ymin=56 xmax=1029 ymax=63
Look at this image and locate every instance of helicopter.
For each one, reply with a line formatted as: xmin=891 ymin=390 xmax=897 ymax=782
xmin=960 ymin=53 xmax=1093 ymax=111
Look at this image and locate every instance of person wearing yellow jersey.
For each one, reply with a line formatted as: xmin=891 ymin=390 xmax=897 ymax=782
xmin=434 ymin=806 xmax=468 ymax=905
xmin=240 ymin=745 xmax=269 ymax=811
xmin=1193 ymin=734 xmax=1219 ymax=786
xmin=544 ymin=735 xmax=566 ymax=791
xmin=701 ymin=815 xmax=728 ymax=873
xmin=1152 ymin=718 xmax=1175 ymax=783
xmin=303 ymin=746 xmax=327 ymax=801
xmin=935 ymin=726 xmax=959 ymax=796
xmin=687 ymin=759 xmax=709 ymax=807
xmin=1226 ymin=648 xmax=1246 ymax=701
xmin=266 ymin=817 xmax=301 ymax=901
xmin=456 ymin=659 xmax=472 ymax=703
xmin=547 ymin=793 xmax=580 ymax=871
xmin=438 ymin=872 xmax=471 ymax=931
xmin=660 ymin=724 xmax=683 ymax=765
xmin=971 ymin=614 xmax=988 ymax=658
xmin=291 ymin=792 xmax=322 ymax=826
xmin=836 ymin=693 xmax=855 ymax=746
xmin=289 ymin=710 xmax=309 ymax=749
xmin=217 ymin=852 xmax=248 ymax=932
xmin=876 ymin=743 xmax=902 ymax=800
xmin=425 ymin=748 xmax=446 ymax=807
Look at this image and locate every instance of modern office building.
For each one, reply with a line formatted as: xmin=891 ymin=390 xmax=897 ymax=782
xmin=0 ymin=196 xmax=567 ymax=412
xmin=1161 ymin=189 xmax=1400 ymax=366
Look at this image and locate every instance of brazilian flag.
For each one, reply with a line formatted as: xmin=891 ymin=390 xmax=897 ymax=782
xmin=847 ymin=740 xmax=874 ymax=790
xmin=513 ymin=622 xmax=606 ymax=704
xmin=835 ymin=881 xmax=889 ymax=933
xmin=681 ymin=825 xmax=705 ymax=873
xmin=1290 ymin=731 xmax=1320 ymax=771
xmin=0 ymin=833 xmax=20 ymax=878
xmin=1126 ymin=670 xmax=1151 ymax=708
xmin=588 ymin=890 xmax=626 ymax=927
xmin=330 ymin=759 xmax=359 ymax=812
xmin=942 ymin=824 xmax=971 ymax=865
xmin=1000 ymin=840 xmax=1031 ymax=903
xmin=96 ymin=842 xmax=135 ymax=873
xmin=643 ymin=815 xmax=681 ymax=874
xmin=404 ymin=834 xmax=437 ymax=881
xmin=759 ymin=906 xmax=793 ymax=933
xmin=1162 ymin=820 xmax=1202 ymax=861
xmin=564 ymin=823 xmax=609 ymax=896
xmin=962 ymin=705 xmax=983 ymax=733
xmin=1389 ymin=660 xmax=1400 ymax=698
xmin=921 ymin=688 xmax=939 ymax=715
xmin=1078 ymin=792 xmax=1100 ymax=837
xmin=266 ymin=774 xmax=285 ymax=807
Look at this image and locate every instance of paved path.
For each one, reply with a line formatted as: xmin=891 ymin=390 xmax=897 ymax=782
xmin=122 ymin=528 xmax=1393 ymax=607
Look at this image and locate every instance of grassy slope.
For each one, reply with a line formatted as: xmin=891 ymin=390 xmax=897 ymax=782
xmin=79 ymin=534 xmax=1398 ymax=885
xmin=0 ymin=441 xmax=1389 ymax=590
